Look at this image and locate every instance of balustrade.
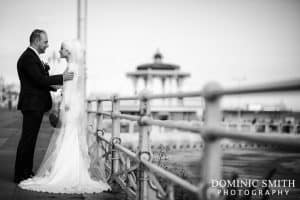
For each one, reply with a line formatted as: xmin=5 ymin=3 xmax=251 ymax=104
xmin=87 ymin=78 xmax=300 ymax=200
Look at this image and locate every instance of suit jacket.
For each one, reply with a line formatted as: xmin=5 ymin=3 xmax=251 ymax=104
xmin=17 ymin=48 xmax=63 ymax=112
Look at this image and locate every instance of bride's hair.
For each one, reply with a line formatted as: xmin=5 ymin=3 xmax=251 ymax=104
xmin=62 ymin=39 xmax=85 ymax=64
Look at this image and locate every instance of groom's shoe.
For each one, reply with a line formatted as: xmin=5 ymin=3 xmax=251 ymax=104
xmin=14 ymin=176 xmax=26 ymax=184
xmin=29 ymin=172 xmax=35 ymax=178
xmin=14 ymin=171 xmax=35 ymax=183
xmin=24 ymin=170 xmax=34 ymax=178
xmin=24 ymin=171 xmax=35 ymax=179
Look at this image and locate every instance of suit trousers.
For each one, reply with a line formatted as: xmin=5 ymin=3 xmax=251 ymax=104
xmin=14 ymin=110 xmax=44 ymax=179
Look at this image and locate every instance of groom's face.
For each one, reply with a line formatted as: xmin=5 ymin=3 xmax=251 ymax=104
xmin=37 ymin=33 xmax=49 ymax=54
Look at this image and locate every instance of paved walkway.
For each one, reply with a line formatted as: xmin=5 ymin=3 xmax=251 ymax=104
xmin=0 ymin=108 xmax=125 ymax=200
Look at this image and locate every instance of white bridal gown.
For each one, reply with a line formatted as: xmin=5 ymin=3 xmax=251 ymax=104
xmin=19 ymin=41 xmax=110 ymax=193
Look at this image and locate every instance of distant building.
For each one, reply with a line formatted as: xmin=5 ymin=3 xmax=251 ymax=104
xmin=0 ymin=76 xmax=19 ymax=109
xmin=0 ymin=76 xmax=5 ymax=102
xmin=126 ymin=51 xmax=190 ymax=99
xmin=123 ymin=51 xmax=203 ymax=121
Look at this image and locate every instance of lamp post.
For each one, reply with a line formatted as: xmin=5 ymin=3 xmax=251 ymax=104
xmin=77 ymin=0 xmax=87 ymax=46
xmin=77 ymin=0 xmax=87 ymax=96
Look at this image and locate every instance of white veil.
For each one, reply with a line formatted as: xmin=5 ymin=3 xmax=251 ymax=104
xmin=37 ymin=39 xmax=90 ymax=177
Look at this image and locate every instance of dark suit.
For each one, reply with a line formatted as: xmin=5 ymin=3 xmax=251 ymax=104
xmin=14 ymin=47 xmax=63 ymax=182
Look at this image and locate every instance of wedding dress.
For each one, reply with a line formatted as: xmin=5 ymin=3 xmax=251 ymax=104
xmin=19 ymin=40 xmax=110 ymax=193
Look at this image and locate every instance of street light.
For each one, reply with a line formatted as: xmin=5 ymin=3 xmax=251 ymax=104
xmin=77 ymin=0 xmax=87 ymax=97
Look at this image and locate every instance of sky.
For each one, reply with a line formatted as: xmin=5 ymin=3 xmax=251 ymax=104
xmin=0 ymin=0 xmax=300 ymax=109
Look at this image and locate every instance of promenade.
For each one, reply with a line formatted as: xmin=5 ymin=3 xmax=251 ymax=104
xmin=0 ymin=108 xmax=125 ymax=200
xmin=2 ymin=107 xmax=300 ymax=199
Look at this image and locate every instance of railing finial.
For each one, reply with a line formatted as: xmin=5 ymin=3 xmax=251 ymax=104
xmin=111 ymin=93 xmax=119 ymax=102
xmin=138 ymin=89 xmax=151 ymax=101
xmin=202 ymin=82 xmax=223 ymax=101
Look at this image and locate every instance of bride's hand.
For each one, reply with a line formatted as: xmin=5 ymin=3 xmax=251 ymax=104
xmin=63 ymin=67 xmax=69 ymax=73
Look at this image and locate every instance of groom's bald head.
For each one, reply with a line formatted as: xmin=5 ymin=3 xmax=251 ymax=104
xmin=30 ymin=29 xmax=46 ymax=44
xmin=29 ymin=29 xmax=48 ymax=54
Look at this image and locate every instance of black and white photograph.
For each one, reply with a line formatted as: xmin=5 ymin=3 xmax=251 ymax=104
xmin=0 ymin=0 xmax=300 ymax=199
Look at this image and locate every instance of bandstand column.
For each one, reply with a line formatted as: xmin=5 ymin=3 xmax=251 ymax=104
xmin=168 ymin=76 xmax=176 ymax=105
xmin=167 ymin=77 xmax=171 ymax=105
xmin=143 ymin=76 xmax=148 ymax=90
xmin=161 ymin=77 xmax=166 ymax=94
xmin=161 ymin=77 xmax=166 ymax=105
xmin=148 ymin=75 xmax=153 ymax=92
xmin=176 ymin=77 xmax=184 ymax=105
xmin=131 ymin=76 xmax=138 ymax=95
xmin=146 ymin=68 xmax=153 ymax=92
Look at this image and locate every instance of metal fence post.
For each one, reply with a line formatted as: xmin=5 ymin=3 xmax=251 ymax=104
xmin=95 ymin=100 xmax=103 ymax=133
xmin=111 ymin=95 xmax=120 ymax=176
xmin=86 ymin=100 xmax=93 ymax=130
xmin=96 ymin=100 xmax=106 ymax=178
xmin=137 ymin=92 xmax=152 ymax=200
xmin=200 ymin=82 xmax=222 ymax=200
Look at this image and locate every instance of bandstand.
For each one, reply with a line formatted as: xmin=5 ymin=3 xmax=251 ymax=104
xmin=126 ymin=51 xmax=190 ymax=105
xmin=124 ymin=51 xmax=202 ymax=122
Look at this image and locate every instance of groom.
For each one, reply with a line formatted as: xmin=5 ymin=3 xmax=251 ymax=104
xmin=14 ymin=29 xmax=74 ymax=183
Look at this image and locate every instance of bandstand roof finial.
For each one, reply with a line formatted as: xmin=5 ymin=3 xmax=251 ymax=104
xmin=154 ymin=49 xmax=163 ymax=63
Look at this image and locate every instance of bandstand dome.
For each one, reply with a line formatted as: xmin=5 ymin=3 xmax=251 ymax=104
xmin=126 ymin=51 xmax=190 ymax=98
xmin=137 ymin=52 xmax=180 ymax=71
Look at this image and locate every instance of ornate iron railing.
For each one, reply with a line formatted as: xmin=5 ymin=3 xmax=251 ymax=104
xmin=86 ymin=78 xmax=300 ymax=200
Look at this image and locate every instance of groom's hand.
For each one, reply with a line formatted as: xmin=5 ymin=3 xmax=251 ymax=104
xmin=63 ymin=71 xmax=74 ymax=82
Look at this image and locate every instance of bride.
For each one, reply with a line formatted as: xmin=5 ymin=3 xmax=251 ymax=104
xmin=19 ymin=40 xmax=110 ymax=193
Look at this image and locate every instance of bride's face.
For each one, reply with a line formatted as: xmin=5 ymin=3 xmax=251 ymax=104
xmin=59 ymin=44 xmax=70 ymax=59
